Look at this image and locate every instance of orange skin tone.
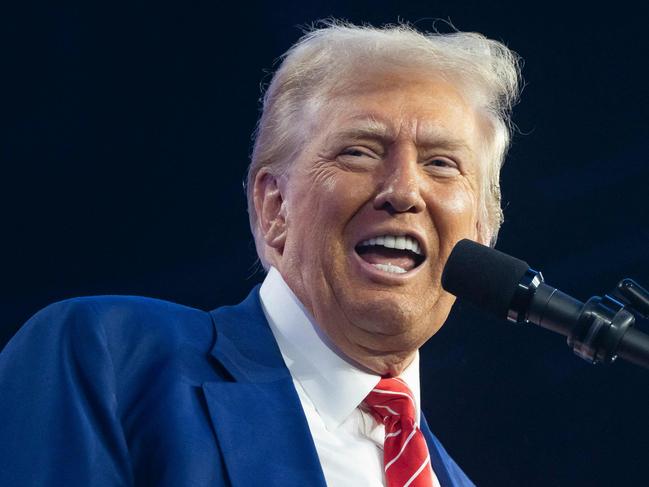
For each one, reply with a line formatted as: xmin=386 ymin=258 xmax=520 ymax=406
xmin=254 ymin=75 xmax=487 ymax=376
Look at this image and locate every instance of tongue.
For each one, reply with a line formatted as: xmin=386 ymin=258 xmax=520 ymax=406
xmin=357 ymin=247 xmax=418 ymax=272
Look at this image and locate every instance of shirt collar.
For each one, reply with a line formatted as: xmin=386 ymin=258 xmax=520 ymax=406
xmin=260 ymin=266 xmax=421 ymax=430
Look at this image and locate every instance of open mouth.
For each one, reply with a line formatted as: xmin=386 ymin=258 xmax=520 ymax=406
xmin=354 ymin=235 xmax=426 ymax=275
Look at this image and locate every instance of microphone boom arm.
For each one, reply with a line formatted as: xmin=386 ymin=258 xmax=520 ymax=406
xmin=510 ymin=272 xmax=649 ymax=369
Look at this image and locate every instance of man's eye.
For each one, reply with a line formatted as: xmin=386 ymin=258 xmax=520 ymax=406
xmin=426 ymin=158 xmax=455 ymax=167
xmin=340 ymin=148 xmax=371 ymax=157
xmin=424 ymin=158 xmax=461 ymax=175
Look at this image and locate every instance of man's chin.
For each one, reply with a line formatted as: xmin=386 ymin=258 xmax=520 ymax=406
xmin=343 ymin=304 xmax=432 ymax=343
xmin=344 ymin=287 xmax=452 ymax=334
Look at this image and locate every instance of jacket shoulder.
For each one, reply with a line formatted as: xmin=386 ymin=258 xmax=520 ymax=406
xmin=14 ymin=294 xmax=211 ymax=345
xmin=33 ymin=294 xmax=208 ymax=324
xmin=2 ymin=295 xmax=217 ymax=387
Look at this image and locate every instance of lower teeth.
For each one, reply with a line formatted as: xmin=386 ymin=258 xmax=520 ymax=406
xmin=372 ymin=263 xmax=407 ymax=274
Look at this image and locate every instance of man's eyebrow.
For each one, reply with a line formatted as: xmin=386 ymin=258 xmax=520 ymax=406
xmin=325 ymin=119 xmax=391 ymax=143
xmin=326 ymin=119 xmax=473 ymax=153
xmin=420 ymin=138 xmax=473 ymax=153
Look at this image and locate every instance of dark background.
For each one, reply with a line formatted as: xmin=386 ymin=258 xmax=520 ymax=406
xmin=2 ymin=1 xmax=648 ymax=486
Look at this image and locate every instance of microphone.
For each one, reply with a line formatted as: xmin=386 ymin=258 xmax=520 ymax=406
xmin=441 ymin=239 xmax=649 ymax=370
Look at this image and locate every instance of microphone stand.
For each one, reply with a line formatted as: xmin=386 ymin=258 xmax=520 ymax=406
xmin=515 ymin=277 xmax=649 ymax=370
xmin=569 ymin=279 xmax=649 ymax=369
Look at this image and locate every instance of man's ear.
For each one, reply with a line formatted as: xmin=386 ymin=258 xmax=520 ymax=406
xmin=253 ymin=169 xmax=287 ymax=252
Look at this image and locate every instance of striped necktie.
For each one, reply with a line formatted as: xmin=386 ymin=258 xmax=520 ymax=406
xmin=364 ymin=378 xmax=437 ymax=487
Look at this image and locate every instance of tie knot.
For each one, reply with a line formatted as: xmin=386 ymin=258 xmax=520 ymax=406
xmin=364 ymin=377 xmax=417 ymax=425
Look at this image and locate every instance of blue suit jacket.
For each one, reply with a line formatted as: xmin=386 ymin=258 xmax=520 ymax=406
xmin=0 ymin=287 xmax=474 ymax=486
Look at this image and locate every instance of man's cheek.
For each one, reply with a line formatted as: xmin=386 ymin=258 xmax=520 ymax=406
xmin=437 ymin=194 xmax=478 ymax=232
xmin=439 ymin=188 xmax=475 ymax=214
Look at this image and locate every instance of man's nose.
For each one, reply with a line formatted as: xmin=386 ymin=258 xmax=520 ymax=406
xmin=373 ymin=149 xmax=426 ymax=214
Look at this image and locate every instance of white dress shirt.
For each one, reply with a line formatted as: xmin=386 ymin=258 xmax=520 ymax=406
xmin=260 ymin=267 xmax=439 ymax=487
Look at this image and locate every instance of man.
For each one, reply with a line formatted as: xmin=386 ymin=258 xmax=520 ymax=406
xmin=0 ymin=21 xmax=520 ymax=486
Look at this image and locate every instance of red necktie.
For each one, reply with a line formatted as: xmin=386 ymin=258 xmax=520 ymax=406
xmin=364 ymin=378 xmax=437 ymax=487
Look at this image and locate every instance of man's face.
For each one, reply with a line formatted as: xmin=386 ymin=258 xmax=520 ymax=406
xmin=262 ymin=74 xmax=484 ymax=375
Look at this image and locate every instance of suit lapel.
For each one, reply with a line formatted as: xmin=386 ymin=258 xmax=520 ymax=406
xmin=421 ymin=413 xmax=464 ymax=487
xmin=203 ymin=287 xmax=327 ymax=487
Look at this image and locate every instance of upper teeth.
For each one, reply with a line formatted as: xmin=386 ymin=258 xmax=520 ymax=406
xmin=358 ymin=235 xmax=423 ymax=255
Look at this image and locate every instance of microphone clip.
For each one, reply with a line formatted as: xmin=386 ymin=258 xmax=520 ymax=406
xmin=568 ymin=294 xmax=635 ymax=365
xmin=569 ymin=279 xmax=649 ymax=366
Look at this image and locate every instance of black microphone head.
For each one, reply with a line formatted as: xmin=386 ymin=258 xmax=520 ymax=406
xmin=442 ymin=239 xmax=530 ymax=318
